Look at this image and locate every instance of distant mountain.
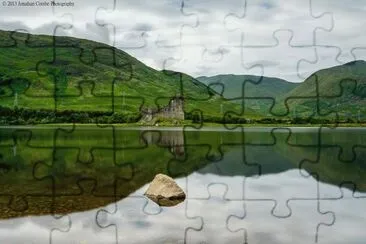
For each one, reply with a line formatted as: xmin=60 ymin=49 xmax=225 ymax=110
xmin=197 ymin=61 xmax=366 ymax=120
xmin=196 ymin=74 xmax=298 ymax=100
xmin=196 ymin=74 xmax=298 ymax=116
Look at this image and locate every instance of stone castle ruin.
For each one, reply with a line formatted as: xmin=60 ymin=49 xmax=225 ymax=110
xmin=139 ymin=96 xmax=184 ymax=124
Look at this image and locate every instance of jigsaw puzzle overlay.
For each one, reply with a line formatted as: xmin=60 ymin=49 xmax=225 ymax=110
xmin=0 ymin=0 xmax=365 ymax=243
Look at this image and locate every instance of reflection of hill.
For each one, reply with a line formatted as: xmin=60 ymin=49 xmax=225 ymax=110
xmin=183 ymin=128 xmax=366 ymax=193
xmin=271 ymin=130 xmax=366 ymax=193
xmin=0 ymin=127 xmax=365 ymax=218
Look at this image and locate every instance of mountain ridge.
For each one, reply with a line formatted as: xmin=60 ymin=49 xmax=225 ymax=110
xmin=0 ymin=29 xmax=365 ymax=123
xmin=0 ymin=29 xmax=254 ymax=121
xmin=197 ymin=60 xmax=366 ymax=119
xmin=196 ymin=74 xmax=298 ymax=99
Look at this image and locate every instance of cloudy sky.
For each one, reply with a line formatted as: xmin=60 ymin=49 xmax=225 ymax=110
xmin=0 ymin=0 xmax=365 ymax=82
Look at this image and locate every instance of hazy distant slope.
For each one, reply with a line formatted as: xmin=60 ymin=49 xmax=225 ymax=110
xmin=196 ymin=74 xmax=298 ymax=99
xmin=197 ymin=74 xmax=298 ymax=117
xmin=197 ymin=61 xmax=366 ymax=120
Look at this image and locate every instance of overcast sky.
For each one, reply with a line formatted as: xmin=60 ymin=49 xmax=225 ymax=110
xmin=0 ymin=0 xmax=365 ymax=82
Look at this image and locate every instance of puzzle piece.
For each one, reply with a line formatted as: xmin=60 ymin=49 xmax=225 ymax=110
xmin=352 ymin=47 xmax=366 ymax=63
xmin=96 ymin=192 xmax=202 ymax=243
xmin=180 ymin=0 xmax=244 ymax=49
xmin=0 ymin=29 xmax=16 ymax=47
xmin=113 ymin=128 xmax=241 ymax=199
xmin=0 ymin=129 xmax=55 ymax=216
xmin=53 ymin=124 xmax=115 ymax=163
xmin=153 ymin=0 xmax=196 ymax=48
xmin=51 ymin=202 xmax=115 ymax=244
xmin=240 ymin=128 xmax=330 ymax=216
xmin=0 ymin=31 xmax=56 ymax=109
xmin=317 ymin=185 xmax=366 ymax=243
xmin=225 ymin=0 xmax=332 ymax=46
xmin=0 ymin=212 xmax=71 ymax=244
xmin=51 ymin=0 xmax=113 ymax=44
xmin=312 ymin=0 xmax=366 ymax=62
xmin=228 ymin=198 xmax=335 ymax=244
xmin=244 ymin=169 xmax=318 ymax=217
xmin=319 ymin=127 xmax=366 ymax=163
xmin=0 ymin=4 xmax=71 ymax=35
xmin=297 ymin=54 xmax=366 ymax=121
xmin=186 ymin=183 xmax=245 ymax=243
xmin=138 ymin=129 xmax=186 ymax=158
xmin=159 ymin=35 xmax=263 ymax=89
xmin=114 ymin=129 xmax=191 ymax=198
xmin=33 ymin=145 xmax=134 ymax=198
xmin=181 ymin=127 xmax=248 ymax=200
xmin=95 ymin=0 xmax=160 ymax=50
xmin=34 ymin=34 xmax=131 ymax=113
xmin=166 ymin=126 xmax=243 ymax=179
xmin=297 ymin=45 xmax=343 ymax=80
xmin=300 ymin=128 xmax=366 ymax=199
xmin=240 ymin=30 xmax=317 ymax=83
xmin=201 ymin=33 xmax=323 ymax=121
xmin=150 ymin=71 xmax=219 ymax=115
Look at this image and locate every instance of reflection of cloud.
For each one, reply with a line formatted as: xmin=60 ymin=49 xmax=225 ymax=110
xmin=0 ymin=215 xmax=71 ymax=244
xmin=0 ymin=171 xmax=365 ymax=243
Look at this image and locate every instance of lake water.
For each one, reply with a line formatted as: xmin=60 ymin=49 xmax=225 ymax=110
xmin=0 ymin=126 xmax=365 ymax=244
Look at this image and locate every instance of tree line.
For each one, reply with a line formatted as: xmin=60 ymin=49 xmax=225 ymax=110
xmin=0 ymin=106 xmax=141 ymax=125
xmin=0 ymin=106 xmax=362 ymax=125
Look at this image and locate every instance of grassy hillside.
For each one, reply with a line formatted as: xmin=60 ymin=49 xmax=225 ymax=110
xmin=278 ymin=60 xmax=366 ymax=119
xmin=0 ymin=30 xmax=257 ymax=123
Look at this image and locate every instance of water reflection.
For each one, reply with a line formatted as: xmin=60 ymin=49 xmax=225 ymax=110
xmin=0 ymin=172 xmax=365 ymax=244
xmin=140 ymin=129 xmax=185 ymax=157
xmin=0 ymin=127 xmax=365 ymax=243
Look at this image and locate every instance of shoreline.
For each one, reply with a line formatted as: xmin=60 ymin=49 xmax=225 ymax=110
xmin=0 ymin=122 xmax=365 ymax=129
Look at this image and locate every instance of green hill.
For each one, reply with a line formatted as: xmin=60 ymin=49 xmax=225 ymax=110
xmin=197 ymin=62 xmax=366 ymax=122
xmin=197 ymin=74 xmax=298 ymax=116
xmin=278 ymin=60 xmax=366 ymax=119
xmin=0 ymin=30 xmax=255 ymax=124
xmin=197 ymin=74 xmax=298 ymax=99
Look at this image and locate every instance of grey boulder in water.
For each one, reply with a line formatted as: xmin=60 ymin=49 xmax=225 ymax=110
xmin=144 ymin=174 xmax=186 ymax=206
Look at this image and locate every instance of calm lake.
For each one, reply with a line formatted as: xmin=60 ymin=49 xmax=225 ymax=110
xmin=0 ymin=126 xmax=365 ymax=244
